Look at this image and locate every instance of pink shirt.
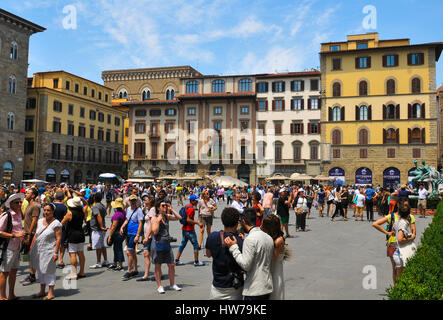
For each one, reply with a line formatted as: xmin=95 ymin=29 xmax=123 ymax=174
xmin=0 ymin=209 xmax=23 ymax=251
xmin=143 ymin=207 xmax=156 ymax=238
xmin=263 ymin=193 xmax=274 ymax=208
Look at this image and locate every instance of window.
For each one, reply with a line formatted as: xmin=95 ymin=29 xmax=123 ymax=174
xmin=409 ymin=128 xmax=423 ymax=144
xmin=66 ymin=146 xmax=75 ymax=161
xmin=309 ymin=122 xmax=319 ymax=134
xmin=107 ymin=114 xmax=111 ymax=124
xmin=150 ymin=109 xmax=161 ymax=117
xmin=83 ymin=87 xmax=88 ymax=95
xmin=359 ymin=105 xmax=368 ymax=120
xmin=106 ymin=130 xmax=111 ymax=142
xmin=68 ymin=123 xmax=74 ymax=136
xmin=53 ymin=79 xmax=59 ymax=88
xmin=387 ymin=148 xmax=396 ymax=158
xmin=89 ymin=148 xmax=95 ymax=162
xmin=78 ymin=125 xmax=86 ymax=137
xmin=90 ymin=110 xmax=96 ymax=120
xmin=411 ymin=78 xmax=421 ymax=93
xmin=151 ymin=142 xmax=158 ymax=159
xmin=360 ymin=149 xmax=368 ymax=158
xmin=166 ymin=109 xmax=176 ymax=116
xmin=332 ymin=82 xmax=341 ymax=97
xmin=77 ymin=147 xmax=85 ymax=162
xmin=52 ymin=119 xmax=61 ymax=133
xmin=68 ymin=104 xmax=74 ymax=115
xmin=310 ymin=98 xmax=319 ymax=110
xmin=357 ymin=43 xmax=368 ymax=49
xmin=310 ymin=142 xmax=319 ymax=160
xmin=332 ymin=130 xmax=341 ymax=145
xmin=356 ymin=56 xmax=371 ymax=69
xmin=53 ymin=100 xmax=62 ymax=112
xmin=240 ymin=121 xmax=249 ymax=132
xmin=98 ymin=92 xmax=102 ymax=100
xmin=9 ymin=42 xmax=18 ymax=59
xmin=412 ymin=148 xmax=421 ymax=158
xmin=186 ymin=81 xmax=199 ymax=94
xmin=27 ymin=98 xmax=36 ymax=109
xmin=273 ymin=99 xmax=284 ymax=111
xmin=290 ymin=122 xmax=303 ymax=135
xmin=385 ymin=128 xmax=398 ymax=144
xmin=105 ymin=94 xmax=108 ymax=102
xmin=188 ymin=108 xmax=196 ymax=115
xmin=333 ymin=149 xmax=340 ymax=159
xmin=75 ymin=84 xmax=79 ymax=93
xmin=274 ymin=122 xmax=282 ymax=135
xmin=330 ymin=45 xmax=340 ymax=51
xmin=90 ymin=126 xmax=94 ymax=139
xmin=359 ymin=81 xmax=368 ymax=96
xmin=80 ymin=107 xmax=85 ymax=118
xmin=98 ymin=112 xmax=104 ymax=122
xmin=7 ymin=113 xmax=15 ymax=130
xmin=125 ymin=128 xmax=129 ymax=137
xmin=292 ymin=80 xmax=304 ymax=92
xmin=134 ymin=142 xmax=146 ymax=158
xmin=241 ymin=106 xmax=249 ymax=114
xmin=332 ymin=107 xmax=341 ymax=121
xmin=359 ymin=129 xmax=369 ymax=145
xmin=98 ymin=149 xmax=102 ymax=162
xmin=91 ymin=89 xmax=95 ymax=98
xmin=118 ymin=89 xmax=128 ymax=99
xmin=386 ymin=104 xmax=396 ymax=119
xmin=258 ymin=101 xmax=267 ymax=111
xmin=25 ymin=116 xmax=34 ymax=132
xmin=332 ymin=58 xmax=341 ymax=70
xmin=24 ymin=139 xmax=34 ymax=155
xmin=8 ymin=76 xmax=16 ymax=94
xmin=257 ymin=122 xmax=266 ymax=135
xmin=408 ymin=53 xmax=424 ymax=66
xmin=383 ymin=54 xmax=398 ymax=67
xmin=7 ymin=141 xmax=12 ymax=149
xmin=213 ymin=121 xmax=221 ymax=132
xmin=135 ymin=123 xmax=146 ymax=134
xmin=135 ymin=109 xmax=147 ymax=117
xmin=274 ymin=142 xmax=283 ymax=163
xmin=51 ymin=144 xmax=61 ymax=159
xmin=165 ymin=122 xmax=174 ymax=134
xmin=257 ymin=82 xmax=268 ymax=93
xmin=310 ymin=79 xmax=319 ymax=91
xmin=166 ymin=89 xmax=175 ymax=100
xmin=212 ymin=80 xmax=225 ymax=93
xmin=214 ymin=107 xmax=222 ymax=115
xmin=142 ymin=89 xmax=151 ymax=101
xmin=98 ymin=128 xmax=104 ymax=140
xmin=410 ymin=103 xmax=422 ymax=119
xmin=238 ymin=79 xmax=252 ymax=92
xmin=386 ymin=79 xmax=396 ymax=95
xmin=293 ymin=142 xmax=302 ymax=161
xmin=273 ymin=81 xmax=285 ymax=92
xmin=292 ymin=99 xmax=303 ymax=110
xmin=115 ymin=117 xmax=121 ymax=126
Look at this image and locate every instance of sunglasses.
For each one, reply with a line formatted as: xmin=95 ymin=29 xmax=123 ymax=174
xmin=11 ymin=200 xmax=22 ymax=205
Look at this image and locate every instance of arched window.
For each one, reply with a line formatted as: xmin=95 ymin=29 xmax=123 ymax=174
xmin=118 ymin=88 xmax=128 ymax=99
xmin=411 ymin=103 xmax=421 ymax=118
xmin=411 ymin=78 xmax=421 ymax=93
xmin=7 ymin=113 xmax=15 ymax=130
xmin=238 ymin=79 xmax=252 ymax=92
xmin=170 ymin=89 xmax=175 ymax=100
xmin=359 ymin=80 xmax=368 ymax=96
xmin=386 ymin=79 xmax=396 ymax=95
xmin=8 ymin=76 xmax=16 ymax=94
xmin=386 ymin=128 xmax=397 ymax=144
xmin=212 ymin=80 xmax=225 ymax=93
xmin=186 ymin=81 xmax=199 ymax=94
xmin=359 ymin=105 xmax=368 ymax=120
xmin=332 ymin=107 xmax=341 ymax=121
xmin=332 ymin=82 xmax=341 ymax=97
xmin=166 ymin=90 xmax=170 ymax=100
xmin=386 ymin=104 xmax=396 ymax=119
xmin=359 ymin=128 xmax=368 ymax=145
xmin=141 ymin=88 xmax=151 ymax=101
xmin=10 ymin=42 xmax=18 ymax=60
xmin=332 ymin=130 xmax=341 ymax=145
xmin=411 ymin=128 xmax=421 ymax=143
xmin=3 ymin=161 xmax=14 ymax=174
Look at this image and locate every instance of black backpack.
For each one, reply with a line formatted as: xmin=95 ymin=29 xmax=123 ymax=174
xmin=0 ymin=210 xmax=13 ymax=265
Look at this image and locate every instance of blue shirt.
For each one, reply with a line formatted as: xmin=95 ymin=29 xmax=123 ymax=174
xmin=126 ymin=207 xmax=144 ymax=235
xmin=84 ymin=188 xmax=92 ymax=200
xmin=365 ymin=188 xmax=375 ymax=200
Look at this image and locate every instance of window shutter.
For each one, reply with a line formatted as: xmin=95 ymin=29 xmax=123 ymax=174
xmin=408 ymin=128 xmax=411 ymax=143
xmin=408 ymin=104 xmax=412 ymax=119
xmin=282 ymin=82 xmax=286 ymax=92
xmin=407 ymin=53 xmax=412 ymax=65
xmin=421 ymin=128 xmax=426 ymax=143
xmin=355 ymin=57 xmax=359 ymax=69
xmin=301 ymin=123 xmax=304 ymax=134
xmin=394 ymin=54 xmax=399 ymax=66
xmin=383 ymin=105 xmax=387 ymax=119
xmin=318 ymin=99 xmax=322 ymax=109
xmin=368 ymin=105 xmax=372 ymax=120
xmin=421 ymin=103 xmax=425 ymax=119
xmin=290 ymin=123 xmax=294 ymax=134
xmin=318 ymin=123 xmax=321 ymax=134
xmin=383 ymin=129 xmax=386 ymax=144
xmin=396 ymin=104 xmax=400 ymax=119
xmin=265 ymin=100 xmax=268 ymax=111
xmin=367 ymin=56 xmax=371 ymax=68
xmin=341 ymin=106 xmax=345 ymax=121
xmin=382 ymin=55 xmax=387 ymax=67
xmin=290 ymin=99 xmax=294 ymax=110
xmin=355 ymin=105 xmax=360 ymax=120
xmin=301 ymin=99 xmax=304 ymax=110
xmin=308 ymin=99 xmax=311 ymax=110
xmin=265 ymin=82 xmax=269 ymax=92
xmin=308 ymin=123 xmax=311 ymax=134
xmin=272 ymin=82 xmax=275 ymax=92
xmin=396 ymin=129 xmax=400 ymax=144
xmin=255 ymin=83 xmax=259 ymax=92
xmin=329 ymin=107 xmax=332 ymax=121
xmin=272 ymin=100 xmax=275 ymax=111
xmin=290 ymin=81 xmax=294 ymax=91
xmin=282 ymin=100 xmax=285 ymax=111
xmin=419 ymin=53 xmax=424 ymax=65
xmin=301 ymin=81 xmax=305 ymax=91
xmin=164 ymin=123 xmax=168 ymax=133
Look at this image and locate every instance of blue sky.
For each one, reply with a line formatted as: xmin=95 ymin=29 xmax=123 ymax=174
xmin=3 ymin=0 xmax=443 ymax=86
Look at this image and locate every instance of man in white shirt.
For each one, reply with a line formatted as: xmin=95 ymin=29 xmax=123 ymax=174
xmin=230 ymin=192 xmax=244 ymax=214
xmin=417 ymin=184 xmax=429 ymax=219
xmin=224 ymin=208 xmax=274 ymax=300
xmin=258 ymin=186 xmax=265 ymax=205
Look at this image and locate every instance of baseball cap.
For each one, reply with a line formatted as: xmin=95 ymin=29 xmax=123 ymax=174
xmin=189 ymin=195 xmax=200 ymax=201
xmin=129 ymin=195 xmax=138 ymax=201
xmin=298 ymin=188 xmax=305 ymax=192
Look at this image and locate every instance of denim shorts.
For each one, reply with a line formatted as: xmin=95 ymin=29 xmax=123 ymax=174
xmin=143 ymin=237 xmax=152 ymax=252
xmin=392 ymin=248 xmax=404 ymax=268
xmin=178 ymin=230 xmax=199 ymax=252
xmin=127 ymin=234 xmax=137 ymax=251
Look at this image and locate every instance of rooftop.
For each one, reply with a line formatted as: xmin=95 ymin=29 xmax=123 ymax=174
xmin=0 ymin=8 xmax=45 ymax=33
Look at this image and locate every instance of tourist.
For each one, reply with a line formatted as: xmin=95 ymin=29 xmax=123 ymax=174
xmin=224 ymin=208 xmax=274 ymax=300
xmin=340 ymin=186 xmax=349 ymax=221
xmin=61 ymin=197 xmax=86 ymax=280
xmin=276 ymin=189 xmax=291 ymax=238
xmin=107 ymin=198 xmax=126 ymax=271
xmin=29 ymin=203 xmax=62 ymax=300
xmin=316 ymin=187 xmax=326 ymax=217
xmin=261 ymin=214 xmax=286 ymax=300
xmin=397 ymin=184 xmax=412 ymax=204
xmin=226 ymin=187 xmax=233 ymax=206
xmin=0 ymin=194 xmax=26 ymax=300
xmin=331 ymin=186 xmax=344 ymax=222
xmin=53 ymin=191 xmax=68 ymax=269
xmin=230 ymin=192 xmax=245 ymax=214
xmin=262 ymin=187 xmax=274 ymax=217
xmin=138 ymin=195 xmax=156 ymax=281
xmin=205 ymin=207 xmax=244 ymax=300
xmin=305 ymin=186 xmax=314 ymax=219
xmin=365 ymin=185 xmax=376 ymax=222
xmin=251 ymin=191 xmax=264 ymax=227
xmin=197 ymin=191 xmax=217 ymax=250
xmin=417 ymin=184 xmax=429 ymax=218
xmin=326 ymin=186 xmax=335 ymax=217
xmin=294 ymin=189 xmax=308 ymax=232
xmin=120 ymin=194 xmax=144 ymax=280
xmin=89 ymin=193 xmax=110 ymax=269
xmin=175 ymin=195 xmax=205 ymax=266
xmin=388 ymin=187 xmax=398 ymax=214
xmin=150 ymin=200 xmax=182 ymax=294
xmin=355 ymin=190 xmax=365 ymax=221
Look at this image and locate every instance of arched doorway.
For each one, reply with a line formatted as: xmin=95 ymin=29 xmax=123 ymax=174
xmin=2 ymin=161 xmax=14 ymax=182
xmin=355 ymin=167 xmax=372 ymax=186
xmin=74 ymin=170 xmax=83 ymax=184
xmin=237 ymin=164 xmax=250 ymax=184
xmin=60 ymin=169 xmax=70 ymax=183
xmin=46 ymin=169 xmax=56 ymax=183
xmin=383 ymin=167 xmax=400 ymax=188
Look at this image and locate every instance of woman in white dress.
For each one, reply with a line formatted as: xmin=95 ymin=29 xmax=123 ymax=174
xmin=30 ymin=203 xmax=62 ymax=300
xmin=261 ymin=214 xmax=286 ymax=300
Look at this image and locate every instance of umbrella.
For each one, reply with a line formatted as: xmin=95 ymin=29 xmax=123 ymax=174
xmin=290 ymin=173 xmax=313 ymax=181
xmin=313 ymin=175 xmax=331 ymax=181
xmin=157 ymin=175 xmax=179 ymax=181
xmin=210 ymin=176 xmax=248 ymax=188
xmin=21 ymin=179 xmax=48 ymax=185
xmin=126 ymin=179 xmax=154 ymax=183
xmin=99 ymin=173 xmax=117 ymax=179
xmin=266 ymin=174 xmax=289 ymax=181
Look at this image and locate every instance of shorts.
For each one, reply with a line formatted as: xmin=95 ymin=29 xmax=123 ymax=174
xmin=0 ymin=249 xmax=20 ymax=272
xmin=200 ymin=216 xmax=213 ymax=227
xmin=327 ymin=200 xmax=334 ymax=205
xmin=127 ymin=234 xmax=138 ymax=251
xmin=417 ymin=199 xmax=426 ymax=210
xmin=392 ymin=248 xmax=405 ymax=268
xmin=264 ymin=208 xmax=272 ymax=217
xmin=210 ymin=285 xmax=243 ymax=300
xmin=280 ymin=216 xmax=289 ymax=224
xmin=143 ymin=237 xmax=152 ymax=252
xmin=318 ymin=201 xmax=325 ymax=207
xmin=355 ymin=206 xmax=364 ymax=214
xmin=92 ymin=231 xmax=106 ymax=250
xmin=307 ymin=202 xmax=313 ymax=209
xmin=178 ymin=230 xmax=199 ymax=252
xmin=68 ymin=242 xmax=84 ymax=253
xmin=37 ymin=271 xmax=56 ymax=286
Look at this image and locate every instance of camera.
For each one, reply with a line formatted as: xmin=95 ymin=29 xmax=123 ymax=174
xmin=166 ymin=236 xmax=177 ymax=243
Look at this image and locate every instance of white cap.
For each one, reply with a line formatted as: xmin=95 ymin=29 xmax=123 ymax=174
xmin=298 ymin=188 xmax=305 ymax=192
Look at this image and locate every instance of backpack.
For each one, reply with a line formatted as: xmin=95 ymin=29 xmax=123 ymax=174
xmin=384 ymin=212 xmax=395 ymax=241
xmin=179 ymin=204 xmax=193 ymax=226
xmin=0 ymin=210 xmax=13 ymax=265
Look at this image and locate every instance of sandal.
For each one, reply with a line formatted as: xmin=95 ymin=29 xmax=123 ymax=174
xmin=32 ymin=293 xmax=46 ymax=299
xmin=56 ymin=264 xmax=66 ymax=269
xmin=43 ymin=296 xmax=55 ymax=300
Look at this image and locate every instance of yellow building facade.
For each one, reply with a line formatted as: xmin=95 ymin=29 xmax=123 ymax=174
xmin=320 ymin=33 xmax=443 ymax=187
xmin=26 ymin=71 xmax=126 ymax=183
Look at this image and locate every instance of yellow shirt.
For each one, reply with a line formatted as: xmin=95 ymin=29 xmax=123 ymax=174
xmin=22 ymin=199 xmax=29 ymax=213
xmin=87 ymin=206 xmax=92 ymax=222
xmin=386 ymin=213 xmax=416 ymax=244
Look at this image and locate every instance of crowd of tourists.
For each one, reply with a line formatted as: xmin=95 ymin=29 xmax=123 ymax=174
xmin=0 ymin=180 xmax=428 ymax=300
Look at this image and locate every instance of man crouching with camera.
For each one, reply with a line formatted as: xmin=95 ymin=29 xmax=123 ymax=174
xmin=205 ymin=207 xmax=245 ymax=300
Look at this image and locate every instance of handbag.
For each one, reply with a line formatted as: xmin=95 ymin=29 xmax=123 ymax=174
xmin=154 ymin=240 xmax=170 ymax=252
xmin=398 ymin=234 xmax=417 ymax=262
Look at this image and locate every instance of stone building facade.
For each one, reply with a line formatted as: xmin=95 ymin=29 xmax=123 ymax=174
xmin=0 ymin=9 xmax=45 ymax=183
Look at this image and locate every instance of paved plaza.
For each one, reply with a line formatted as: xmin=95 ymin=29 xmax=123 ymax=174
xmin=13 ymin=200 xmax=432 ymax=300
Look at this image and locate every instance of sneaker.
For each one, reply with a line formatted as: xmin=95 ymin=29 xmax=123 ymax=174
xmin=157 ymin=286 xmax=165 ymax=294
xmin=171 ymin=284 xmax=182 ymax=291
xmin=194 ymin=261 xmax=205 ymax=267
xmin=175 ymin=260 xmax=185 ymax=266
xmin=107 ymin=264 xmax=117 ymax=270
xmin=130 ymin=271 xmax=139 ymax=278
xmin=101 ymin=261 xmax=110 ymax=268
xmin=22 ymin=275 xmax=36 ymax=286
xmin=89 ymin=263 xmax=103 ymax=269
xmin=114 ymin=266 xmax=123 ymax=271
xmin=122 ymin=272 xmax=131 ymax=281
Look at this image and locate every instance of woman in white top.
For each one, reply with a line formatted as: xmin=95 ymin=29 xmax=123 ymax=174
xmin=30 ymin=203 xmax=62 ymax=300
xmin=294 ymin=189 xmax=308 ymax=232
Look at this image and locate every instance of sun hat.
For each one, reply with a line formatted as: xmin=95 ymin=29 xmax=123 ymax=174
xmin=111 ymin=198 xmax=125 ymax=209
xmin=67 ymin=197 xmax=83 ymax=208
xmin=5 ymin=193 xmax=25 ymax=208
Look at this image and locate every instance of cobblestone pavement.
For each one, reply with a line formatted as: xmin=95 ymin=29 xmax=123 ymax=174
xmin=13 ymin=200 xmax=432 ymax=300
